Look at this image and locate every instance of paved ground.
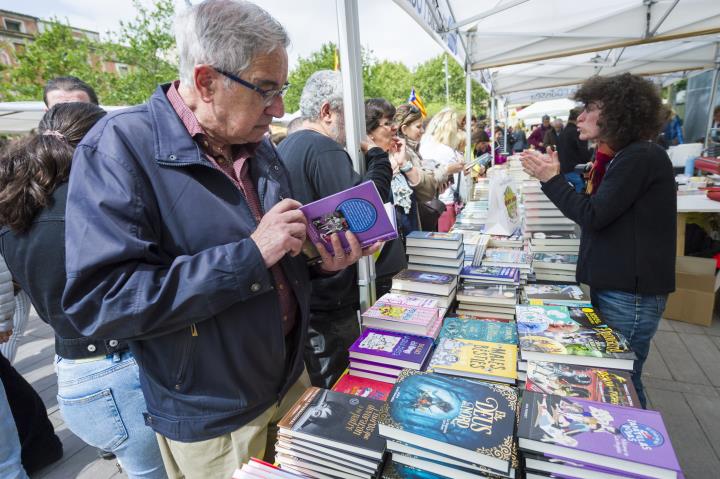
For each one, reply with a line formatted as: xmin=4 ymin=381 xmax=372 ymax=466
xmin=13 ymin=311 xmax=720 ymax=478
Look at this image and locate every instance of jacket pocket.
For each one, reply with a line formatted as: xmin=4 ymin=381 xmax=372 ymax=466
xmin=174 ymin=324 xmax=198 ymax=391
xmin=57 ymin=388 xmax=128 ymax=451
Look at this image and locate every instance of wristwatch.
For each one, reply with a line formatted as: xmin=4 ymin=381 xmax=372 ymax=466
xmin=400 ymin=163 xmax=413 ymax=173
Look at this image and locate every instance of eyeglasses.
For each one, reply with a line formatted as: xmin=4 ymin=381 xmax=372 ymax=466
xmin=397 ymin=104 xmax=421 ymax=126
xmin=214 ymin=68 xmax=290 ymax=107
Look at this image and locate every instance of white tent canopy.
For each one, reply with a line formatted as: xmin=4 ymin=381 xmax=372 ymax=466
xmin=0 ymin=101 xmax=126 ymax=134
xmin=514 ymin=98 xmax=577 ymax=126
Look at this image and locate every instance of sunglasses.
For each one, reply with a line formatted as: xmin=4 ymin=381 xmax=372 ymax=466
xmin=214 ymin=68 xmax=290 ymax=107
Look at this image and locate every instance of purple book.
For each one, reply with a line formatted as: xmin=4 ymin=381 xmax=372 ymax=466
xmin=348 ymin=328 xmax=434 ymax=369
xmin=300 ymin=181 xmax=398 ymax=255
xmin=519 ymin=391 xmax=682 ymax=479
xmin=349 ymin=358 xmax=403 ymax=376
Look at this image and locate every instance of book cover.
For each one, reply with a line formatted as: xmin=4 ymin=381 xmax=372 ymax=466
xmin=483 ymin=249 xmax=532 ymax=266
xmin=349 ymin=358 xmax=403 ymax=376
xmin=439 ymin=317 xmax=518 ymax=345
xmin=393 ymin=269 xmax=456 ymax=286
xmin=277 ymin=387 xmax=386 ymax=459
xmin=406 ymin=231 xmax=463 ymax=249
xmin=378 ymin=370 xmax=517 ymax=474
xmin=362 ymin=304 xmax=438 ymax=327
xmin=518 ymin=391 xmax=681 ymax=476
xmin=381 ymin=460 xmax=448 ymax=479
xmin=448 ymin=313 xmax=512 ymax=323
xmin=523 ymin=284 xmax=589 ymax=305
xmin=531 ymin=231 xmax=580 ymax=245
xmin=332 ymin=373 xmax=394 ymax=401
xmin=377 ymin=292 xmax=439 ymax=309
xmin=525 ymin=362 xmax=639 ymax=407
xmin=348 ymin=329 xmax=434 ymax=369
xmin=300 ymin=181 xmax=398 ymax=255
xmin=460 ymin=265 xmax=520 ymax=283
xmin=516 ymin=306 xmax=635 ymax=364
xmin=429 ymin=338 xmax=518 ymax=383
xmin=533 ymin=253 xmax=578 ymax=269
xmin=457 ymin=284 xmax=517 ymax=305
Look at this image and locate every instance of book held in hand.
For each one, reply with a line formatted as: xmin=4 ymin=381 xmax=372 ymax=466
xmin=300 ymin=180 xmax=398 ymax=256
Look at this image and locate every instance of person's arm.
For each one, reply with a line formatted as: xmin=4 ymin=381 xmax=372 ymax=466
xmin=62 ymin=143 xmax=280 ymax=340
xmin=0 ymin=254 xmax=14 ymax=339
xmin=528 ymin=128 xmax=542 ymax=148
xmin=540 ymin=149 xmax=651 ymax=231
xmin=364 ymin=147 xmax=393 ymax=202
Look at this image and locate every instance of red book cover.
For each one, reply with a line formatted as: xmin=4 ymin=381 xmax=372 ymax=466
xmin=332 ymin=373 xmax=393 ymax=401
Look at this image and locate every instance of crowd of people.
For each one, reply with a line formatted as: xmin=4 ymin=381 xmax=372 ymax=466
xmin=0 ymin=1 xmax=679 ymax=478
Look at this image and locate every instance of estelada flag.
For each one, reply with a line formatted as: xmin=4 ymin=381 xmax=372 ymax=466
xmin=408 ymin=87 xmax=427 ymax=118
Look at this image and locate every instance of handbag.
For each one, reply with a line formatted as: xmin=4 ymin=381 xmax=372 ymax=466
xmin=418 ymin=198 xmax=446 ymax=231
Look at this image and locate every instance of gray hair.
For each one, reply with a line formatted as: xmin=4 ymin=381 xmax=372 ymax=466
xmin=175 ymin=0 xmax=290 ymax=87
xmin=299 ymin=70 xmax=343 ymax=121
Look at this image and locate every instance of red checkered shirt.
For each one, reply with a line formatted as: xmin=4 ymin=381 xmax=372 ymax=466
xmin=166 ymin=81 xmax=297 ymax=335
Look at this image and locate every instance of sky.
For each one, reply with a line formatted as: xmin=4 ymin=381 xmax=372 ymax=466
xmin=2 ymin=0 xmax=446 ymax=71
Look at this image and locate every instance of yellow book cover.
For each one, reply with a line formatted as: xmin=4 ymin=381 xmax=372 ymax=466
xmin=430 ymin=337 xmax=518 ymax=383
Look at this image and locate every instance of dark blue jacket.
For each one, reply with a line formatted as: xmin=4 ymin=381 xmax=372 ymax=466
xmin=62 ymin=84 xmax=310 ymax=441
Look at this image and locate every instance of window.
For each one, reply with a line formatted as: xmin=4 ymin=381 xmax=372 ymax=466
xmin=4 ymin=19 xmax=22 ymax=33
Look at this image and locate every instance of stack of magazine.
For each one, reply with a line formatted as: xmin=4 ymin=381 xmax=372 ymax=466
xmin=276 ymin=387 xmax=387 ymax=479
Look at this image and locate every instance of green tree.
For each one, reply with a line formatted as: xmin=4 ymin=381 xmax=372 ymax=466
xmin=284 ymin=42 xmax=336 ymax=113
xmin=0 ymin=0 xmax=176 ymax=105
xmin=413 ymin=53 xmax=487 ymax=117
xmin=364 ymin=60 xmax=412 ymax=105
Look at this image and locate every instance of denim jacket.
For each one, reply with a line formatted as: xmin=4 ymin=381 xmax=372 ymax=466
xmin=62 ymin=84 xmax=310 ymax=441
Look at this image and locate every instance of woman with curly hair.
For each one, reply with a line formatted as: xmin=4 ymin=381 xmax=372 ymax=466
xmin=0 ymin=103 xmax=167 ymax=477
xmin=520 ymin=73 xmax=676 ymax=408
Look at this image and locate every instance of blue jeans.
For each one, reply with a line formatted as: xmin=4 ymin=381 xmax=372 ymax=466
xmin=55 ymin=351 xmax=166 ymax=478
xmin=0 ymin=377 xmax=29 ymax=479
xmin=591 ymin=290 xmax=668 ymax=409
xmin=564 ymin=171 xmax=585 ymax=193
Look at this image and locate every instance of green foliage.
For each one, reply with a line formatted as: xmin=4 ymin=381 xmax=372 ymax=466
xmin=283 ymin=45 xmax=487 ymax=118
xmin=0 ymin=0 xmax=176 ymax=105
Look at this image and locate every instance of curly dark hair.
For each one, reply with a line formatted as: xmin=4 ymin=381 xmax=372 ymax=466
xmin=573 ymin=73 xmax=664 ymax=151
xmin=0 ymin=102 xmax=106 ymax=233
xmin=365 ymin=98 xmax=396 ymax=134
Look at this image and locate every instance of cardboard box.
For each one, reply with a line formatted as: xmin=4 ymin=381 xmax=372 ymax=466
xmin=664 ymin=256 xmax=716 ymax=327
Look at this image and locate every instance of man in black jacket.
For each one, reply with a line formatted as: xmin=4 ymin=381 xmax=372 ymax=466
xmin=278 ymin=70 xmax=398 ymax=388
xmin=521 ymin=74 xmax=676 ymax=408
xmin=556 ymin=108 xmax=592 ymax=192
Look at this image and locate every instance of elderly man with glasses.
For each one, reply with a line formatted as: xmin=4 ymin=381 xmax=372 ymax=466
xmin=61 ymin=1 xmax=378 ymax=477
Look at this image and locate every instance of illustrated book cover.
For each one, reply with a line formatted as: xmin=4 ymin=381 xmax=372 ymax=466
xmin=348 ymin=328 xmax=434 ymax=369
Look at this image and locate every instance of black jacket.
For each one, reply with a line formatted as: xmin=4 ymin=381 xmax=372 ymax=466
xmin=541 ymin=141 xmax=676 ymax=294
xmin=556 ymin=122 xmax=592 ymax=173
xmin=278 ymin=130 xmax=405 ymax=311
xmin=0 ymin=183 xmax=128 ymax=359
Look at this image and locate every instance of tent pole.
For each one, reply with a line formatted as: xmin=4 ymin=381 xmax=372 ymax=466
xmin=490 ymin=95 xmax=496 ymax=165
xmin=445 ymin=55 xmax=451 ymax=105
xmin=465 ymin=62 xmax=472 ymax=162
xmin=504 ymin=101 xmax=509 ymax=152
xmin=704 ymin=43 xmax=720 ymax=154
xmin=336 ymin=0 xmax=376 ymax=312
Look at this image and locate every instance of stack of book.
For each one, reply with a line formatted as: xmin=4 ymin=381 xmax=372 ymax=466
xmin=518 ymin=391 xmax=682 ymax=479
xmin=360 ymin=301 xmax=442 ymax=338
xmin=454 ymin=201 xmax=488 ymax=229
xmin=521 ymin=284 xmax=591 ymax=307
xmin=233 ymin=458 xmax=306 ymax=479
xmin=391 ymin=269 xmax=458 ymax=308
xmin=515 ymin=305 xmax=637 ymax=375
xmin=482 ymin=248 xmax=533 ymax=282
xmin=276 ymin=387 xmax=387 ymax=479
xmin=488 ymin=230 xmax=524 ymax=249
xmin=532 ymin=252 xmax=578 ymax=283
xmin=347 ymin=328 xmax=434 ymax=384
xmin=459 ymin=265 xmax=520 ymax=288
xmin=472 ymin=178 xmax=489 ymax=201
xmin=455 ymin=283 xmax=518 ymax=320
xmin=379 ymin=370 xmax=519 ymax=479
xmin=428 ymin=316 xmax=519 ymax=384
xmin=530 ymin=230 xmax=580 ymax=253
xmin=405 ymin=232 xmax=464 ymax=275
xmin=522 ymin=180 xmax=576 ymax=233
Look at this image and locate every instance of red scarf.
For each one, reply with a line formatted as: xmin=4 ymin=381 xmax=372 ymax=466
xmin=587 ymin=146 xmax=614 ymax=195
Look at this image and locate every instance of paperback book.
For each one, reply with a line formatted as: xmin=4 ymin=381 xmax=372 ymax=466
xmin=456 ymin=284 xmax=517 ymax=306
xmin=522 ymin=284 xmax=590 ymax=306
xmin=518 ymin=391 xmax=682 ymax=479
xmin=300 ymin=180 xmax=398 ymax=255
xmin=377 ymin=292 xmax=440 ymax=309
xmin=533 ymin=253 xmax=579 ymax=271
xmin=392 ymin=270 xmax=457 ymax=296
xmin=348 ymin=328 xmax=434 ymax=369
xmin=439 ymin=317 xmax=518 ymax=345
xmin=429 ymin=337 xmax=518 ymax=384
xmin=378 ymin=370 xmax=517 ymax=474
xmin=406 ymin=231 xmax=463 ymax=250
xmin=332 ymin=372 xmax=394 ymax=401
xmin=459 ymin=265 xmax=520 ymax=284
xmin=531 ymin=231 xmax=580 ymax=245
xmin=524 ymin=361 xmax=639 ymax=407
xmin=361 ymin=303 xmax=439 ymax=337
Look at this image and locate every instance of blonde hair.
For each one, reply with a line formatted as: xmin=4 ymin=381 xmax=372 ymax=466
xmin=425 ymin=108 xmax=461 ymax=149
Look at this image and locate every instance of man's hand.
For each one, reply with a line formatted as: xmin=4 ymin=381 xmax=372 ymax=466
xmin=520 ymin=149 xmax=561 ymax=182
xmin=0 ymin=329 xmax=13 ymax=344
xmin=251 ymin=199 xmax=308 ymax=268
xmin=316 ymin=231 xmax=382 ymax=273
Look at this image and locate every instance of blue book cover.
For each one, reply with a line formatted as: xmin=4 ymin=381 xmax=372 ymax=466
xmin=439 ymin=317 xmax=518 ymax=345
xmin=406 ymin=231 xmax=462 ymax=243
xmin=460 ymin=265 xmax=519 ymax=283
xmin=378 ymin=370 xmax=517 ymax=474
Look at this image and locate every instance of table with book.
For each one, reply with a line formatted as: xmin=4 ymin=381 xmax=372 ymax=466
xmin=233 ymin=172 xmax=685 ymax=479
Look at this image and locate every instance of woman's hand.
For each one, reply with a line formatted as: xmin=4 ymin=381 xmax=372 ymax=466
xmin=446 ymin=161 xmax=465 ymax=175
xmin=520 ymin=149 xmax=561 ymax=182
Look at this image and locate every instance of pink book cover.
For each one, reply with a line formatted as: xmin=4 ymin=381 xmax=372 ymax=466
xmin=362 ymin=304 xmax=438 ymax=327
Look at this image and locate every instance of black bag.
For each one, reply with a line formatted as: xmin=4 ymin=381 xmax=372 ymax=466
xmin=418 ymin=198 xmax=446 ymax=231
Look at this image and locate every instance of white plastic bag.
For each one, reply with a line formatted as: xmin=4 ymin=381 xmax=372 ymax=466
xmin=484 ymin=169 xmax=520 ymax=236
